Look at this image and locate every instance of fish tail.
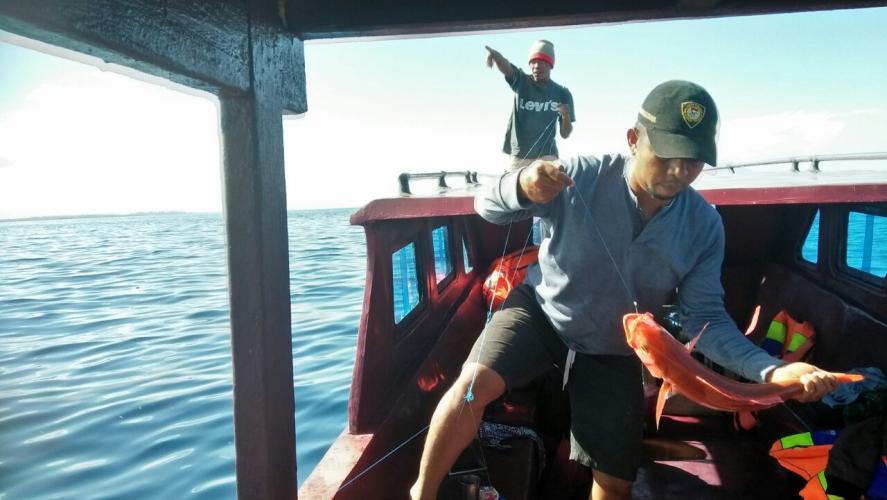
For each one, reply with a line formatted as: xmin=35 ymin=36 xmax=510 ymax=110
xmin=835 ymin=373 xmax=864 ymax=383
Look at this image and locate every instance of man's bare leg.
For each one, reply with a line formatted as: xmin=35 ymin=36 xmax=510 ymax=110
xmin=409 ymin=363 xmax=506 ymax=500
xmin=589 ymin=469 xmax=632 ymax=500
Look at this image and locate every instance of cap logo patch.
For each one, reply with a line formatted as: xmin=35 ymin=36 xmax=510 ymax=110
xmin=681 ymin=101 xmax=705 ymax=128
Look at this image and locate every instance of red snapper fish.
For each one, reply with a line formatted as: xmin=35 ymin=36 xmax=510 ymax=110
xmin=623 ymin=312 xmax=864 ymax=428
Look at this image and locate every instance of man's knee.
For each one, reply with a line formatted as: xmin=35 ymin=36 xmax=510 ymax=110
xmin=451 ymin=362 xmax=506 ymax=406
xmin=592 ymin=469 xmax=632 ymax=497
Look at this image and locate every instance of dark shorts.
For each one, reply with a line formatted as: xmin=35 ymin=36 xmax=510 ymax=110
xmin=465 ymin=285 xmax=645 ymax=481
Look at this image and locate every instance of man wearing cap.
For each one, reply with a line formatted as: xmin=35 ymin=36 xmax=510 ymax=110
xmin=410 ymin=80 xmax=840 ymax=500
xmin=486 ymin=40 xmax=575 ymax=169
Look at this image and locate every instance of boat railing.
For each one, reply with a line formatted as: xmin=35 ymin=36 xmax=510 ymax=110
xmin=714 ymin=152 xmax=887 ymax=173
xmin=398 ymin=170 xmax=483 ymax=195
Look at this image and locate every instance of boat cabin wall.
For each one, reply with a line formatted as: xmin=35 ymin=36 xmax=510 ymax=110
xmin=349 ymin=212 xmax=531 ymax=433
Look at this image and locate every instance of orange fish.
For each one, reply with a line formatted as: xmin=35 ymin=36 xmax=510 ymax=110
xmin=623 ymin=312 xmax=864 ymax=428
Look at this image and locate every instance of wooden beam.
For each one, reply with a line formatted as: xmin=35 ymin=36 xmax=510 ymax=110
xmin=0 ymin=0 xmax=251 ymax=94
xmin=284 ymin=0 xmax=887 ymax=39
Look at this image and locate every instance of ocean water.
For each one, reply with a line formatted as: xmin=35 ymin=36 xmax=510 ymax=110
xmin=0 ymin=209 xmax=365 ymax=499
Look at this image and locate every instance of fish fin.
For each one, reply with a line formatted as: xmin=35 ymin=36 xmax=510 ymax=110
xmin=744 ymin=305 xmax=762 ymax=336
xmin=655 ymin=381 xmax=672 ymax=430
xmin=686 ymin=322 xmax=710 ymax=353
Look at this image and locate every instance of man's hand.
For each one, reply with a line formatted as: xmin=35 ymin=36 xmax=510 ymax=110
xmin=518 ymin=161 xmax=574 ymax=205
xmin=556 ymin=103 xmax=573 ymax=139
xmin=768 ymin=362 xmax=840 ymax=402
xmin=485 ymin=46 xmax=497 ymax=68
xmin=485 ymin=46 xmax=512 ymax=78
xmin=557 ymin=103 xmax=570 ymax=121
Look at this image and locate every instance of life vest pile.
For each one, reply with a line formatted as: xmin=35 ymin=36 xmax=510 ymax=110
xmin=770 ymin=428 xmax=887 ymax=500
xmin=735 ymin=309 xmax=817 ymax=431
xmin=482 ymin=246 xmax=539 ymax=310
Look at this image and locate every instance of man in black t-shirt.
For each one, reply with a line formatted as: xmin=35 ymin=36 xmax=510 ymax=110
xmin=486 ymin=40 xmax=575 ymax=169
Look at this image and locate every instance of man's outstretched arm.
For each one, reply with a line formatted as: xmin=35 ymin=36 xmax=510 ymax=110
xmin=485 ymin=45 xmax=513 ymax=78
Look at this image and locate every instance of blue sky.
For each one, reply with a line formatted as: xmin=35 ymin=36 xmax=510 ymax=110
xmin=1 ymin=8 xmax=886 ymax=218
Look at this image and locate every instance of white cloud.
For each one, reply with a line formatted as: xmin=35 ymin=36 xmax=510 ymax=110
xmin=718 ymin=109 xmax=883 ymax=164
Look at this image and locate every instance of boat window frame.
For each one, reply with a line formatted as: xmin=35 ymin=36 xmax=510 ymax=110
xmin=390 ymin=236 xmax=427 ymax=327
xmin=835 ymin=204 xmax=887 ymax=287
xmin=430 ymin=222 xmax=456 ymax=292
xmin=798 ymin=208 xmax=822 ymax=268
xmin=460 ymin=222 xmax=474 ymax=276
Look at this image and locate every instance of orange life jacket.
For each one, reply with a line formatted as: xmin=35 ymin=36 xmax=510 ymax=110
xmin=770 ymin=430 xmax=845 ymax=500
xmin=735 ymin=309 xmax=818 ymax=431
xmin=761 ymin=309 xmax=815 ymax=363
xmin=482 ymin=246 xmax=539 ymax=310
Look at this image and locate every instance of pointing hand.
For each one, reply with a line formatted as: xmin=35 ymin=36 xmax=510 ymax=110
xmin=485 ymin=46 xmax=496 ymax=68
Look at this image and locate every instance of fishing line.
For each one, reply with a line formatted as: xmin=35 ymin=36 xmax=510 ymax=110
xmin=463 ymin=112 xmax=561 ymax=405
xmin=455 ymin=113 xmax=561 ymax=490
xmin=335 ymin=424 xmax=430 ymax=492
xmin=335 ymin=112 xmax=562 ymax=492
xmin=572 ymin=187 xmax=640 ymax=313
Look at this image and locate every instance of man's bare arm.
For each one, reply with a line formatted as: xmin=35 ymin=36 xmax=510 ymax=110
xmin=558 ymin=103 xmax=573 ymax=139
xmin=485 ymin=46 xmax=513 ymax=79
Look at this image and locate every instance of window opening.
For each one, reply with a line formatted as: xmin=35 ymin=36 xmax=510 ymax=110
xmin=801 ymin=210 xmax=820 ymax=265
xmin=846 ymin=211 xmax=887 ymax=278
xmin=462 ymin=236 xmax=473 ymax=274
xmin=392 ymin=242 xmax=422 ymax=323
xmin=432 ymin=225 xmax=453 ymax=286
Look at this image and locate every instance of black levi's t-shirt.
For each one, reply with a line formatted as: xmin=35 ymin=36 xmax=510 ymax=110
xmin=502 ymin=64 xmax=575 ymax=159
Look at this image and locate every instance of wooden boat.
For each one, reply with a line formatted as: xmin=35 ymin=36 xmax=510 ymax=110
xmin=301 ymin=158 xmax=887 ymax=499
xmin=2 ymin=2 xmax=886 ymax=499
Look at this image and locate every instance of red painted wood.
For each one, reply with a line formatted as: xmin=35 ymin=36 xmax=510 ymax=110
xmin=348 ymin=212 xmax=530 ymax=434
xmin=350 ymin=183 xmax=887 ymax=228
xmin=699 ymin=183 xmax=887 ymax=205
xmin=299 ymin=431 xmax=371 ymax=499
xmin=350 ymin=197 xmax=476 ymax=226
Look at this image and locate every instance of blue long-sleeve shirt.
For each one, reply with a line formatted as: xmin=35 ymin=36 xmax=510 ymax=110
xmin=474 ymin=153 xmax=782 ymax=382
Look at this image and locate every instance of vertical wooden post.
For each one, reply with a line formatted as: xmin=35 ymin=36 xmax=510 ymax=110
xmin=219 ymin=94 xmax=296 ymax=499
xmin=219 ymin=3 xmax=306 ymax=499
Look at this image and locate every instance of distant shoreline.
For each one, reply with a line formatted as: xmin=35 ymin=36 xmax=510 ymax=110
xmin=0 ymin=208 xmax=358 ymax=223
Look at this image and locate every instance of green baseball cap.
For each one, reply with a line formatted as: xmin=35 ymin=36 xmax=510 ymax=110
xmin=637 ymin=80 xmax=719 ymax=166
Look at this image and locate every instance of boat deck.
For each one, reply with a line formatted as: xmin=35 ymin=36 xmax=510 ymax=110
xmin=632 ymin=414 xmax=800 ymax=500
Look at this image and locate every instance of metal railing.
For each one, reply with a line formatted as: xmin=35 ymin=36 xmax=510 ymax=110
xmin=713 ymin=152 xmax=887 ymax=173
xmin=398 ymin=171 xmax=480 ymax=195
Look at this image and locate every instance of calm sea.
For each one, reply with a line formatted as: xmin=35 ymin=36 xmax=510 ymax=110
xmin=0 ymin=209 xmax=365 ymax=499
